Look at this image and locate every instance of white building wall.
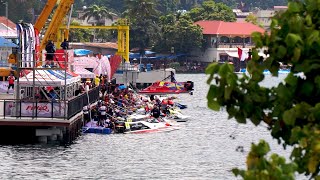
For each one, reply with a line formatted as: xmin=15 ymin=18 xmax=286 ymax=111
xmin=191 ymin=48 xmax=219 ymax=63
xmin=192 ymin=47 xmax=255 ymax=62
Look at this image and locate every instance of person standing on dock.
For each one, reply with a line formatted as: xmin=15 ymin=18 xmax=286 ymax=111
xmin=98 ymin=102 xmax=107 ymax=126
xmin=60 ymin=39 xmax=69 ymax=50
xmin=7 ymin=74 xmax=15 ymax=94
xmin=83 ymin=105 xmax=90 ymax=123
xmin=45 ymin=40 xmax=56 ymax=66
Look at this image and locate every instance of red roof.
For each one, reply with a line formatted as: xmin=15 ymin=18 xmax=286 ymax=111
xmin=0 ymin=16 xmax=16 ymax=30
xmin=195 ymin=20 xmax=265 ymax=36
xmin=84 ymin=42 xmax=118 ymax=49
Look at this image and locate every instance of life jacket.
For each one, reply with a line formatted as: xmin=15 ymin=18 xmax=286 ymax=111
xmin=99 ymin=106 xmax=107 ymax=115
xmin=83 ymin=106 xmax=89 ymax=114
xmin=161 ymin=99 xmax=168 ymax=105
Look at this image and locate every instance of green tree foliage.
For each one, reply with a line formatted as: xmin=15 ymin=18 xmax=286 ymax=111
xmin=124 ymin=0 xmax=159 ymax=54
xmin=155 ymin=0 xmax=180 ymax=14
xmin=245 ymin=13 xmax=263 ymax=27
xmin=155 ymin=13 xmax=203 ymax=53
xmin=81 ymin=4 xmax=117 ymax=25
xmin=1 ymin=0 xmax=36 ymax=23
xmin=187 ymin=0 xmax=236 ymax=22
xmin=81 ymin=4 xmax=117 ymax=42
xmin=68 ymin=21 xmax=93 ymax=42
xmin=233 ymin=140 xmax=297 ymax=179
xmin=76 ymin=0 xmax=125 ymax=15
xmin=206 ymin=0 xmax=320 ymax=178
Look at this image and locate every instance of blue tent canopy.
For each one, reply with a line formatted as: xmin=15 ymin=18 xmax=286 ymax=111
xmin=129 ymin=50 xmax=156 ymax=59
xmin=0 ymin=37 xmax=18 ymax=48
xmin=118 ymin=84 xmax=127 ymax=90
xmin=74 ymin=49 xmax=92 ymax=56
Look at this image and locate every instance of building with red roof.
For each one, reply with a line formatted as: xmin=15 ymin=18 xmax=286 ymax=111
xmin=193 ymin=20 xmax=265 ymax=62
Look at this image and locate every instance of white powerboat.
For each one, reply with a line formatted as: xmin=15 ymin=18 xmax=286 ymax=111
xmin=123 ymin=120 xmax=180 ymax=134
xmin=167 ymin=109 xmax=190 ymax=122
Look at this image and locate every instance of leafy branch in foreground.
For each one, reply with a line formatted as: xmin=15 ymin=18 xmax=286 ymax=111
xmin=206 ymin=0 xmax=320 ymax=178
xmin=233 ymin=140 xmax=297 ymax=180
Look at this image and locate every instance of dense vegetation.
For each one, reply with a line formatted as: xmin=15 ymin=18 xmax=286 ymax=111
xmin=206 ymin=0 xmax=320 ymax=178
xmin=1 ymin=0 xmax=287 ymax=54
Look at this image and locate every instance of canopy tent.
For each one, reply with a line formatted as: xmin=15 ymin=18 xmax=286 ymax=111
xmin=129 ymin=50 xmax=156 ymax=59
xmin=93 ymin=55 xmax=111 ymax=80
xmin=0 ymin=36 xmax=18 ymax=47
xmin=73 ymin=56 xmax=96 ymax=67
xmin=18 ymin=69 xmax=81 ymax=86
xmin=74 ymin=66 xmax=95 ymax=79
xmin=74 ymin=49 xmax=92 ymax=56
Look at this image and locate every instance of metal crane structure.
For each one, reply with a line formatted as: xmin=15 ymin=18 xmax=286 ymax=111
xmin=58 ymin=20 xmax=130 ymax=62
xmin=34 ymin=0 xmax=130 ymax=62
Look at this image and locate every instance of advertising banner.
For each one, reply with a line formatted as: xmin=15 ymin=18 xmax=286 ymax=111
xmin=4 ymin=101 xmax=66 ymax=118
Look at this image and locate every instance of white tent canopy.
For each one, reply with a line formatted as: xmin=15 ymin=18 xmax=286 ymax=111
xmin=18 ymin=69 xmax=81 ymax=86
xmin=74 ymin=66 xmax=95 ymax=79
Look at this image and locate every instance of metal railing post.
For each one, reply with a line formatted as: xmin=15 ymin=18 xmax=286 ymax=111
xmin=3 ymin=100 xmax=5 ymax=119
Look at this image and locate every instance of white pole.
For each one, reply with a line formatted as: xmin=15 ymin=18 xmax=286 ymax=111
xmin=85 ymin=85 xmax=91 ymax=123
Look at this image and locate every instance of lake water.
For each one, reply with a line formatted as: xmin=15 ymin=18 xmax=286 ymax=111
xmin=0 ymin=73 xmax=304 ymax=179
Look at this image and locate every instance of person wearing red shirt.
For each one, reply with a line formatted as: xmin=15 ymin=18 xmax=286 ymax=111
xmin=7 ymin=74 xmax=15 ymax=94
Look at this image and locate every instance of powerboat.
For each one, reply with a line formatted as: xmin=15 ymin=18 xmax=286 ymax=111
xmin=139 ymin=81 xmax=194 ymax=95
xmin=166 ymin=109 xmax=190 ymax=122
xmin=123 ymin=120 xmax=180 ymax=134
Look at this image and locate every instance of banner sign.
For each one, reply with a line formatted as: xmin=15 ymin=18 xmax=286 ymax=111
xmin=4 ymin=101 xmax=66 ymax=118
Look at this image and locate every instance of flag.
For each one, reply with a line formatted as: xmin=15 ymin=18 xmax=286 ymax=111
xmin=237 ymin=47 xmax=247 ymax=61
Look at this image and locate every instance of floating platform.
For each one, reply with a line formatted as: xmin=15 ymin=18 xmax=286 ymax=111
xmin=82 ymin=121 xmax=112 ymax=134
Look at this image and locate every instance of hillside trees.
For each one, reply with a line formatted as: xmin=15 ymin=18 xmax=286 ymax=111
xmin=68 ymin=21 xmax=93 ymax=42
xmin=155 ymin=13 xmax=203 ymax=53
xmin=206 ymin=0 xmax=320 ymax=178
xmin=81 ymin=4 xmax=117 ymax=25
xmin=124 ymin=0 xmax=159 ymax=55
xmin=188 ymin=0 xmax=236 ymax=22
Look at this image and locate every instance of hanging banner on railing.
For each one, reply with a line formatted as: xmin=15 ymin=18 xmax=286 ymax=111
xmin=4 ymin=101 xmax=65 ymax=117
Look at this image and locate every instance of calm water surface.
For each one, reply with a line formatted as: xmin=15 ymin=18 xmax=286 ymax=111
xmin=0 ymin=74 xmax=302 ymax=180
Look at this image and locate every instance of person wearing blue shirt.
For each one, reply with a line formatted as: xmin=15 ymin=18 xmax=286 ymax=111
xmin=49 ymin=89 xmax=57 ymax=102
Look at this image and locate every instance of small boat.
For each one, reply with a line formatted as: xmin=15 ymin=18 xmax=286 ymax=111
xmin=127 ymin=113 xmax=149 ymax=122
xmin=139 ymin=81 xmax=194 ymax=95
xmin=167 ymin=109 xmax=190 ymax=122
xmin=123 ymin=120 xmax=180 ymax=134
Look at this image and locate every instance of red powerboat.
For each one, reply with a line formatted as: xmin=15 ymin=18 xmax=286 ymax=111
xmin=139 ymin=81 xmax=194 ymax=95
